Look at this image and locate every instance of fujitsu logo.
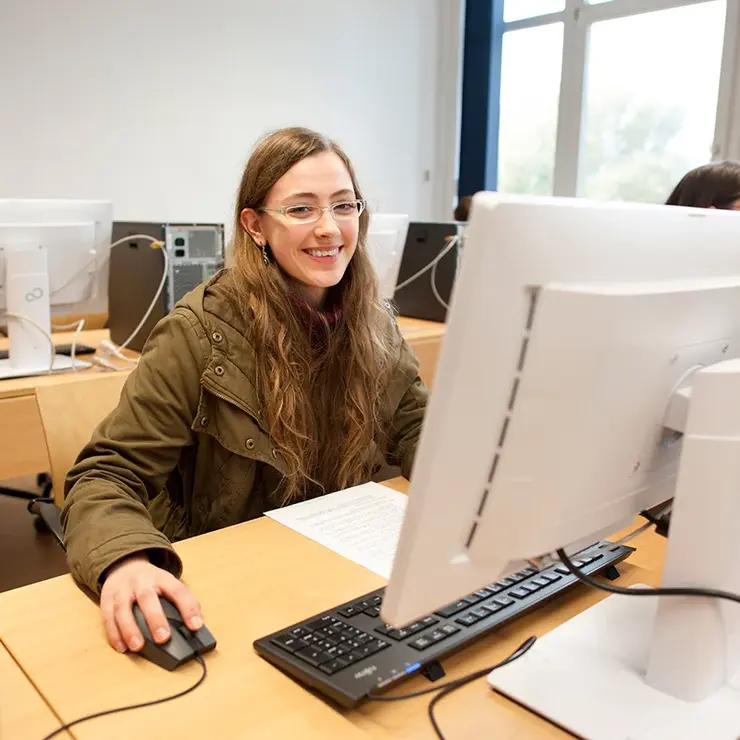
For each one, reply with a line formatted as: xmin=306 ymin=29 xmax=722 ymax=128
xmin=354 ymin=665 xmax=377 ymax=680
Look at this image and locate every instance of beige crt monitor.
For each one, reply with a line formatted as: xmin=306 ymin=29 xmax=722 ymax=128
xmin=382 ymin=193 xmax=740 ymax=739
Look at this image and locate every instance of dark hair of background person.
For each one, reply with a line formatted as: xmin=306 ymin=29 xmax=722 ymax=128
xmin=665 ymin=161 xmax=740 ymax=209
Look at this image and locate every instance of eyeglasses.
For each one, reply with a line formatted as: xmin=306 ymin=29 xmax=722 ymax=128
xmin=259 ymin=199 xmax=367 ymax=225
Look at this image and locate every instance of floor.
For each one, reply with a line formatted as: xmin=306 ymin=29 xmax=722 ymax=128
xmin=0 ymin=479 xmax=68 ymax=593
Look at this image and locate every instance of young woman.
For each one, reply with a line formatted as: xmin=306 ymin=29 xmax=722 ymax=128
xmin=665 ymin=161 xmax=740 ymax=209
xmin=62 ymin=127 xmax=428 ymax=654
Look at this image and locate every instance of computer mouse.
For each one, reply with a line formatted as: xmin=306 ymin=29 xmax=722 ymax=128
xmin=131 ymin=596 xmax=217 ymax=671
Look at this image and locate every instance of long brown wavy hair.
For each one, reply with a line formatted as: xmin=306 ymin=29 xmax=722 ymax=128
xmin=231 ymin=127 xmax=397 ymax=504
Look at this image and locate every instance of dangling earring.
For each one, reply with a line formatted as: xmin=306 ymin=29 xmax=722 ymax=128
xmin=259 ymin=242 xmax=269 ymax=266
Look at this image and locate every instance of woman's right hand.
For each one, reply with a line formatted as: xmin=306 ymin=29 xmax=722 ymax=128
xmin=100 ymin=554 xmax=203 ymax=653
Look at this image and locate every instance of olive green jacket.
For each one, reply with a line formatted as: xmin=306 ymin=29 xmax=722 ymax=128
xmin=62 ymin=270 xmax=428 ymax=593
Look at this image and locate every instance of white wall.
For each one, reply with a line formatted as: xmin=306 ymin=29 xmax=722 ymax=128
xmin=0 ymin=0 xmax=461 ymax=231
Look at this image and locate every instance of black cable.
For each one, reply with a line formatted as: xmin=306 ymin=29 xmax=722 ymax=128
xmin=41 ymin=654 xmax=207 ymax=740
xmin=367 ymin=636 xmax=536 ymax=740
xmin=556 ymin=548 xmax=740 ymax=605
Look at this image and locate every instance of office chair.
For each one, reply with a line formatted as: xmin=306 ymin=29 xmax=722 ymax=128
xmin=30 ymin=373 xmax=129 ymax=546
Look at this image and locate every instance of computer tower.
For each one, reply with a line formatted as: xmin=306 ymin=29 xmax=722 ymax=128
xmin=392 ymin=222 xmax=459 ymax=323
xmin=108 ymin=222 xmax=224 ymax=352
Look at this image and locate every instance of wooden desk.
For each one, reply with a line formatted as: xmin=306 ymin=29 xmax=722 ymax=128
xmin=0 ymin=479 xmax=662 ymax=739
xmin=396 ymin=316 xmax=445 ymax=389
xmin=0 ymin=639 xmax=70 ymax=739
xmin=0 ymin=320 xmax=444 ymax=485
xmin=0 ymin=329 xmax=128 ymax=483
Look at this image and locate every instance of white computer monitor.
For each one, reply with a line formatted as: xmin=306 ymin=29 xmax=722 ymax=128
xmin=382 ymin=193 xmax=740 ymax=737
xmin=0 ymin=199 xmax=113 ymax=379
xmin=366 ymin=213 xmax=409 ymax=300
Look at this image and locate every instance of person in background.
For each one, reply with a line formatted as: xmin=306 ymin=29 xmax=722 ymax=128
xmin=454 ymin=195 xmax=473 ymax=222
xmin=62 ymin=127 xmax=428 ymax=654
xmin=665 ymin=161 xmax=740 ymax=209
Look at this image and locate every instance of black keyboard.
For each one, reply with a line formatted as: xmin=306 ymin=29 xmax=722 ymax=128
xmin=253 ymin=540 xmax=633 ymax=707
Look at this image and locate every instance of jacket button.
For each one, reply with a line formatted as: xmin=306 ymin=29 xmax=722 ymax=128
xmin=245 ymin=438 xmax=255 ymax=450
xmin=212 ymin=331 xmax=223 ymax=343
xmin=200 ymin=416 xmax=209 ymax=426
xmin=214 ymin=365 xmax=225 ymax=376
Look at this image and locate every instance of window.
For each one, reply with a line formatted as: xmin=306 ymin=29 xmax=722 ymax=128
xmin=460 ymin=0 xmax=736 ymax=205
xmin=580 ymin=2 xmax=726 ymax=203
xmin=497 ymin=24 xmax=564 ymax=195
xmin=503 ymin=0 xmax=564 ymax=23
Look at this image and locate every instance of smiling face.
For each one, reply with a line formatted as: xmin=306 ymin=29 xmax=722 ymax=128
xmin=240 ymin=151 xmax=360 ymax=307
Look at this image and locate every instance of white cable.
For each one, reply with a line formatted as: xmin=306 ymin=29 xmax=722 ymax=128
xmin=3 ymin=312 xmax=56 ymax=372
xmin=70 ymin=318 xmax=85 ymax=371
xmin=50 ymin=234 xmax=162 ymax=297
xmin=430 ymin=259 xmax=449 ymax=311
xmin=112 ymin=242 xmax=169 ymax=352
xmin=430 ymin=223 xmax=466 ymax=312
xmin=394 ymin=233 xmax=459 ymax=292
xmin=51 ymin=319 xmax=86 ymax=330
xmin=99 ymin=338 xmax=138 ymax=364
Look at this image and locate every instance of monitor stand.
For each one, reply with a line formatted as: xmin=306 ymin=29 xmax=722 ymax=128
xmin=489 ymin=358 xmax=740 ymax=739
xmin=0 ymin=354 xmax=92 ymax=380
xmin=1 ymin=245 xmax=92 ymax=379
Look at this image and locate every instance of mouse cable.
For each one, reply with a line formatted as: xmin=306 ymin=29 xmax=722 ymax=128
xmin=41 ymin=654 xmax=207 ymax=740
xmin=366 ymin=635 xmax=536 ymax=740
xmin=556 ymin=548 xmax=740 ymax=605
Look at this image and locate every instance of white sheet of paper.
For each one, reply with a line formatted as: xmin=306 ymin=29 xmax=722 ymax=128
xmin=264 ymin=482 xmax=407 ymax=579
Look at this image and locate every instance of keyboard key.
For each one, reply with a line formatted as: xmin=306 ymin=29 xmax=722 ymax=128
xmin=494 ymin=596 xmax=515 ymax=607
xmin=336 ymin=643 xmax=353 ymax=655
xmin=531 ymin=577 xmax=550 ymax=588
xmin=463 ymin=594 xmax=483 ymax=605
xmin=440 ymin=624 xmax=460 ymax=637
xmin=387 ymin=628 xmax=412 ymax=641
xmin=540 ymin=572 xmax=561 ymax=583
xmin=520 ymin=583 xmax=539 ymax=593
xmin=289 ymin=627 xmax=308 ymax=638
xmin=295 ymin=646 xmax=333 ymax=667
xmin=421 ymin=616 xmax=439 ymax=628
xmin=455 ymin=613 xmax=482 ymax=627
xmin=486 ymin=583 xmax=503 ymax=594
xmin=589 ymin=553 xmax=604 ymax=562
xmin=474 ymin=590 xmax=492 ymax=600
xmin=370 ymin=595 xmax=383 ymax=606
xmin=319 ymin=657 xmax=350 ymax=675
xmin=554 ymin=566 xmax=570 ymax=575
xmin=270 ymin=634 xmax=302 ymax=653
xmin=507 ymin=573 xmax=524 ymax=583
xmin=354 ymin=643 xmax=376 ymax=658
xmin=355 ymin=633 xmax=373 ymax=646
xmin=519 ymin=567 xmax=539 ymax=576
xmin=572 ymin=560 xmax=586 ymax=569
xmin=497 ymin=578 xmax=515 ymax=588
xmin=435 ymin=601 xmax=469 ymax=618
xmin=363 ymin=606 xmax=381 ymax=618
xmin=333 ymin=607 xmax=356 ymax=622
xmin=510 ymin=588 xmax=532 ymax=600
xmin=410 ymin=635 xmax=434 ymax=650
xmin=405 ymin=621 xmax=426 ymax=635
xmin=470 ymin=607 xmax=491 ymax=619
xmin=306 ymin=616 xmax=333 ymax=632
xmin=366 ymin=639 xmax=390 ymax=655
xmin=374 ymin=624 xmax=391 ymax=636
xmin=577 ymin=555 xmax=594 ymax=565
xmin=344 ymin=650 xmax=367 ymax=664
xmin=482 ymin=600 xmax=503 ymax=613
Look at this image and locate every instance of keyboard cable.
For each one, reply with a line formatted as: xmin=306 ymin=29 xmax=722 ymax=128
xmin=366 ymin=634 xmax=537 ymax=740
xmin=41 ymin=654 xmax=207 ymax=740
xmin=556 ymin=548 xmax=740 ymax=606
